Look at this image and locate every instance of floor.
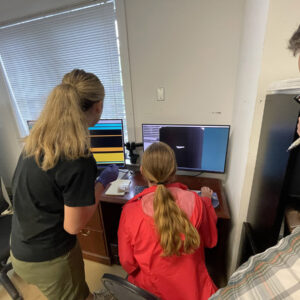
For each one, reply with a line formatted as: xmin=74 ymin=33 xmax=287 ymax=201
xmin=0 ymin=259 xmax=127 ymax=300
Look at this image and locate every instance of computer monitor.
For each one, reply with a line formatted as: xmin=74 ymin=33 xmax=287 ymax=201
xmin=89 ymin=119 xmax=125 ymax=167
xmin=142 ymin=124 xmax=230 ymax=173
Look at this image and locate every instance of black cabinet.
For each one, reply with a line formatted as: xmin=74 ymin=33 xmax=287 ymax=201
xmin=240 ymin=93 xmax=300 ymax=263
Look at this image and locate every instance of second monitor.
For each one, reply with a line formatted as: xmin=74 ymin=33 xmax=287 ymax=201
xmin=142 ymin=124 xmax=230 ymax=173
xmin=89 ymin=119 xmax=125 ymax=167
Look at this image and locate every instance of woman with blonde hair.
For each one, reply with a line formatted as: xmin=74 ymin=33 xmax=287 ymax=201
xmin=118 ymin=141 xmax=218 ymax=300
xmin=11 ymin=69 xmax=118 ymax=300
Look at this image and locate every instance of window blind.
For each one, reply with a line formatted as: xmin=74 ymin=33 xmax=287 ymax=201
xmin=0 ymin=0 xmax=127 ymax=140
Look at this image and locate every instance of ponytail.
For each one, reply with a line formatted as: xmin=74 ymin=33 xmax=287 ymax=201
xmin=141 ymin=142 xmax=200 ymax=256
xmin=24 ymin=69 xmax=104 ymax=170
xmin=24 ymin=83 xmax=90 ymax=170
xmin=153 ymin=184 xmax=200 ymax=256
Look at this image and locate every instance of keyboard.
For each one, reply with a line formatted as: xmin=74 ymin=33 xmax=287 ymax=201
xmin=134 ymin=185 xmax=148 ymax=195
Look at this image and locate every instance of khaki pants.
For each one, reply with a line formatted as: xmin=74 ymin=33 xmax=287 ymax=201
xmin=11 ymin=242 xmax=90 ymax=300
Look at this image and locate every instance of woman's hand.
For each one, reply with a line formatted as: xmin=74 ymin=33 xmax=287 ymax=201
xmin=297 ymin=117 xmax=300 ymax=136
xmin=96 ymin=164 xmax=119 ymax=188
xmin=201 ymin=186 xmax=213 ymax=198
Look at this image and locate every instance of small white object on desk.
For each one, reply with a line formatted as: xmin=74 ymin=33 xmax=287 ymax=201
xmin=105 ymin=179 xmax=131 ymax=196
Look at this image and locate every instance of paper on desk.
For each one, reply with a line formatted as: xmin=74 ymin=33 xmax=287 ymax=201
xmin=105 ymin=179 xmax=131 ymax=196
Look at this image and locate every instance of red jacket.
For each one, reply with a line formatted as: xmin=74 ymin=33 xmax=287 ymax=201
xmin=118 ymin=183 xmax=218 ymax=300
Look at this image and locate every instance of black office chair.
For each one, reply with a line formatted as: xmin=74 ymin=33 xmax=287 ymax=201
xmin=0 ymin=194 xmax=23 ymax=300
xmin=102 ymin=273 xmax=160 ymax=300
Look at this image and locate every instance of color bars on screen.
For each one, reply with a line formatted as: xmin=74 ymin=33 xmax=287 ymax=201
xmin=89 ymin=119 xmax=125 ymax=166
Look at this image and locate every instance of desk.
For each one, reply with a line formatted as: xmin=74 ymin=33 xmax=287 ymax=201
xmin=78 ymin=172 xmax=231 ymax=287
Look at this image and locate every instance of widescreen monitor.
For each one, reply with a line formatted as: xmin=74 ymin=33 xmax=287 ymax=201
xmin=142 ymin=124 xmax=230 ymax=173
xmin=89 ymin=119 xmax=125 ymax=167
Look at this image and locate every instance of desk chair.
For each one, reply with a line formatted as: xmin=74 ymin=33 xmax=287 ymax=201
xmin=102 ymin=273 xmax=160 ymax=300
xmin=0 ymin=179 xmax=23 ymax=300
xmin=0 ymin=215 xmax=23 ymax=300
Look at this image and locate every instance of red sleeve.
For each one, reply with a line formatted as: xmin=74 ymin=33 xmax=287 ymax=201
xmin=117 ymin=205 xmax=139 ymax=275
xmin=194 ymin=194 xmax=218 ymax=248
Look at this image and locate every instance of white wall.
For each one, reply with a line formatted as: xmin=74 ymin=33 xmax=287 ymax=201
xmin=225 ymin=0 xmax=269 ymax=273
xmin=123 ymin=0 xmax=245 ymax=143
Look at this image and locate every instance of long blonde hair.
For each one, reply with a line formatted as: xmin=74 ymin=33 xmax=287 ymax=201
xmin=24 ymin=69 xmax=104 ymax=171
xmin=141 ymin=142 xmax=200 ymax=256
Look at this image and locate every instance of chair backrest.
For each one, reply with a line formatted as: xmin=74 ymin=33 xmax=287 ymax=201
xmin=0 ymin=178 xmax=12 ymax=214
xmin=102 ymin=273 xmax=160 ymax=300
xmin=0 ymin=214 xmax=12 ymax=261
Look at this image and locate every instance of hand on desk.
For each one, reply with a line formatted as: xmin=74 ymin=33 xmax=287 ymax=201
xmin=200 ymin=186 xmax=213 ymax=198
xmin=96 ymin=164 xmax=119 ymax=188
xmin=198 ymin=187 xmax=219 ymax=208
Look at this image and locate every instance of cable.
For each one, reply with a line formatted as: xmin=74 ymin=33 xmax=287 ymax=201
xmin=194 ymin=172 xmax=204 ymax=177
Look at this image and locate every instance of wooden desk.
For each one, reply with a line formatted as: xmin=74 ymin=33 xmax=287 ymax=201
xmin=101 ymin=172 xmax=230 ymax=218
xmin=78 ymin=171 xmax=231 ymax=287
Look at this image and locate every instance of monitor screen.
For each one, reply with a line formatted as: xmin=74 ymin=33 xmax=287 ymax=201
xmin=142 ymin=124 xmax=230 ymax=173
xmin=89 ymin=119 xmax=125 ymax=167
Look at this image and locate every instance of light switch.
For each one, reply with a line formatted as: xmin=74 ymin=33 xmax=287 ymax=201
xmin=157 ymin=87 xmax=164 ymax=101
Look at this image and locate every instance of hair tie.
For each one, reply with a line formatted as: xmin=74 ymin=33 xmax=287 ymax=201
xmin=157 ymin=182 xmax=164 ymax=185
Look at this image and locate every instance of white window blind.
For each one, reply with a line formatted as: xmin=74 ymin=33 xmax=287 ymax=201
xmin=0 ymin=0 xmax=127 ymax=140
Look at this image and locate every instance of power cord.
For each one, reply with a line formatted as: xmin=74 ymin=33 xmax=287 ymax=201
xmin=194 ymin=172 xmax=204 ymax=177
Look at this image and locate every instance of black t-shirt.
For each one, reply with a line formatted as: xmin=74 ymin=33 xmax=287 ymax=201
xmin=11 ymin=153 xmax=97 ymax=262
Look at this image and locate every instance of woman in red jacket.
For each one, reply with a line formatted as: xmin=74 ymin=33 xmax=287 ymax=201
xmin=118 ymin=142 xmax=218 ymax=300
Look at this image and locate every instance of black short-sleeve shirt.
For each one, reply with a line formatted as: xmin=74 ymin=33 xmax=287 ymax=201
xmin=11 ymin=153 xmax=97 ymax=262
